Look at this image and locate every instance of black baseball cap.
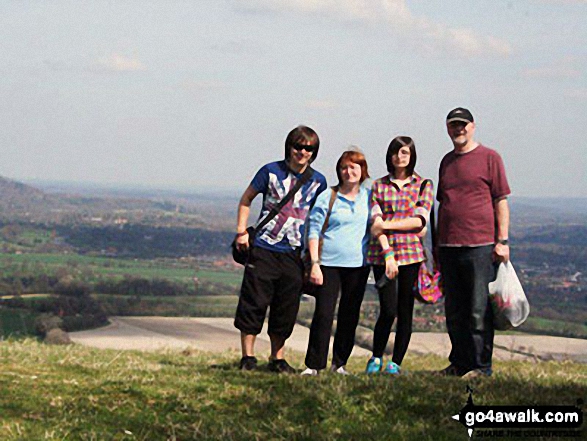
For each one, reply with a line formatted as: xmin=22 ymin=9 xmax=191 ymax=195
xmin=446 ymin=107 xmax=474 ymax=124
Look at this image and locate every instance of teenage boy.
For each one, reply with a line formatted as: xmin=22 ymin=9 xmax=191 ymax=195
xmin=437 ymin=108 xmax=511 ymax=378
xmin=234 ymin=125 xmax=327 ymax=372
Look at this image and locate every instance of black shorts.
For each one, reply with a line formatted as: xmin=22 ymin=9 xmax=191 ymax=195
xmin=234 ymin=246 xmax=304 ymax=339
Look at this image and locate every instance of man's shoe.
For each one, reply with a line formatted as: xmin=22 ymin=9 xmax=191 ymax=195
xmin=365 ymin=357 xmax=383 ymax=374
xmin=239 ymin=356 xmax=258 ymax=371
xmin=300 ymin=368 xmax=318 ymax=376
xmin=437 ymin=364 xmax=465 ymax=377
xmin=268 ymin=358 xmax=296 ymax=374
xmin=330 ymin=365 xmax=350 ymax=375
xmin=383 ymin=361 xmax=401 ymax=375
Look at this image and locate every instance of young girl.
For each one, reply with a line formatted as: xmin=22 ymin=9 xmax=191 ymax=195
xmin=366 ymin=136 xmax=434 ymax=374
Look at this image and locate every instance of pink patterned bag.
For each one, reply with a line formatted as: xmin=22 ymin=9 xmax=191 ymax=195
xmin=414 ymin=259 xmax=443 ymax=304
xmin=413 ymin=179 xmax=443 ymax=304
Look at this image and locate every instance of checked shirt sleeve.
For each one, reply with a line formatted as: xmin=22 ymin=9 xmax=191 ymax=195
xmin=370 ymin=181 xmax=384 ymax=221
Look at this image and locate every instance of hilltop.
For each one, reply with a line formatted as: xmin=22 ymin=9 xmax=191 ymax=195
xmin=0 ymin=339 xmax=584 ymax=440
xmin=0 ymin=176 xmax=61 ymax=213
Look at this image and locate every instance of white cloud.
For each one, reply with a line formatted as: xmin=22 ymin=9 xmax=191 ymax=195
xmin=521 ymin=57 xmax=583 ymax=79
xmin=564 ymin=88 xmax=587 ymax=99
xmin=304 ymin=99 xmax=338 ymax=109
xmin=231 ymin=0 xmax=511 ymax=57
xmin=534 ymin=1 xmax=587 ymax=4
xmin=180 ymin=80 xmax=227 ymax=91
xmin=522 ymin=66 xmax=581 ymax=79
xmin=94 ymin=53 xmax=146 ymax=72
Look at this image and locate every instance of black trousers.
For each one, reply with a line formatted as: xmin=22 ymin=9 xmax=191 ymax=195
xmin=439 ymin=246 xmax=496 ymax=373
xmin=234 ymin=246 xmax=304 ymax=339
xmin=372 ymin=263 xmax=420 ymax=365
xmin=304 ymin=266 xmax=370 ymax=370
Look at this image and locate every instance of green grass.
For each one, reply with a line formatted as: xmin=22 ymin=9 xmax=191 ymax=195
xmin=0 ymin=252 xmax=243 ymax=287
xmin=0 ymin=340 xmax=585 ymax=440
xmin=95 ymin=294 xmax=241 ymax=317
xmin=0 ymin=309 xmax=37 ymax=337
xmin=520 ymin=316 xmax=587 ymax=339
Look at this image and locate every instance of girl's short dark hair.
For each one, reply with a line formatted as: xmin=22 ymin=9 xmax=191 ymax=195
xmin=284 ymin=125 xmax=320 ymax=163
xmin=386 ymin=136 xmax=417 ymax=176
xmin=335 ymin=150 xmax=369 ymax=188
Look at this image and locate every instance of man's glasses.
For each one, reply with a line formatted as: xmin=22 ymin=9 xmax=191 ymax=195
xmin=292 ymin=143 xmax=317 ymax=153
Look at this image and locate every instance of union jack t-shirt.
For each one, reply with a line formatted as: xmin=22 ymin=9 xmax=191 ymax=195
xmin=251 ymin=161 xmax=327 ymax=253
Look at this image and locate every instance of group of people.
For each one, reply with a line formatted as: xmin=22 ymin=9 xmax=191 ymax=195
xmin=233 ymin=107 xmax=511 ymax=378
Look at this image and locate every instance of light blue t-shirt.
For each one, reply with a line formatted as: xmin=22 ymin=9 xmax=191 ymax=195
xmin=307 ymin=185 xmax=370 ymax=267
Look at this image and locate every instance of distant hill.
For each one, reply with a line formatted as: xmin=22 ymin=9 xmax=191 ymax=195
xmin=511 ymin=196 xmax=587 ymax=216
xmin=0 ymin=176 xmax=64 ymax=213
xmin=0 ymin=175 xmax=227 ymax=229
xmin=28 ymin=178 xmax=241 ymax=231
xmin=510 ymin=196 xmax=587 ymax=225
xmin=4 ymin=176 xmax=584 ymax=233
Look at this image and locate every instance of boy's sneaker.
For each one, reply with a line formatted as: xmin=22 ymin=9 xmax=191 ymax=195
xmin=365 ymin=357 xmax=383 ymax=374
xmin=268 ymin=358 xmax=296 ymax=374
xmin=330 ymin=365 xmax=350 ymax=375
xmin=384 ymin=361 xmax=401 ymax=375
xmin=301 ymin=368 xmax=318 ymax=376
xmin=239 ymin=356 xmax=258 ymax=371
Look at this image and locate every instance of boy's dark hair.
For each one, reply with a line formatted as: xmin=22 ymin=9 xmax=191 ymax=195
xmin=284 ymin=125 xmax=320 ymax=163
xmin=386 ymin=136 xmax=417 ymax=176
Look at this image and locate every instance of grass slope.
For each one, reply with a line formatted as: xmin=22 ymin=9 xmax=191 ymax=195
xmin=1 ymin=340 xmax=585 ymax=440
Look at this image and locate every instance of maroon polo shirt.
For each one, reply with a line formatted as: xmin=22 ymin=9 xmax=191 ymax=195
xmin=437 ymin=145 xmax=510 ymax=246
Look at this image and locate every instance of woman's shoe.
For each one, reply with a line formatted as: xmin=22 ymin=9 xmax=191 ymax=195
xmin=365 ymin=357 xmax=383 ymax=374
xmin=384 ymin=361 xmax=401 ymax=375
xmin=300 ymin=368 xmax=318 ymax=376
xmin=330 ymin=365 xmax=350 ymax=375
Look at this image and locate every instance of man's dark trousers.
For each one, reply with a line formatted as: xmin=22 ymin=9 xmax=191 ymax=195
xmin=439 ymin=245 xmax=496 ymax=373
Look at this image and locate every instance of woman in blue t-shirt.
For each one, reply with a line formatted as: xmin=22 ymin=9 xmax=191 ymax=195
xmin=301 ymin=149 xmax=371 ymax=376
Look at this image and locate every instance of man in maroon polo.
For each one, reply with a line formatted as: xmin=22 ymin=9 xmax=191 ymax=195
xmin=437 ymin=107 xmax=511 ymax=377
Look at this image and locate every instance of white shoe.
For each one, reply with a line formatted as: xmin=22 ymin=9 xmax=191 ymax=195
xmin=331 ymin=365 xmax=350 ymax=375
xmin=300 ymin=368 xmax=318 ymax=376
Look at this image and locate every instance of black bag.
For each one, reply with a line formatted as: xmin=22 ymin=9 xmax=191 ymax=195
xmin=231 ymin=226 xmax=256 ymax=265
xmin=231 ymin=167 xmax=315 ymax=265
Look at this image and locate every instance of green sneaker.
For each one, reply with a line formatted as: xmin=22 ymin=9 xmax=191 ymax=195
xmin=365 ymin=357 xmax=382 ymax=374
xmin=384 ymin=361 xmax=401 ymax=375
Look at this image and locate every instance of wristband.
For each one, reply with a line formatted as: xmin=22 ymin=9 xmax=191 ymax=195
xmin=381 ymin=247 xmax=394 ymax=261
xmin=311 ymin=260 xmax=321 ymax=266
xmin=497 ymin=239 xmax=509 ymax=245
xmin=236 ymin=231 xmax=248 ymax=238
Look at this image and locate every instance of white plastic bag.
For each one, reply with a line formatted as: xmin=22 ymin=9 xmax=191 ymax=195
xmin=488 ymin=261 xmax=530 ymax=330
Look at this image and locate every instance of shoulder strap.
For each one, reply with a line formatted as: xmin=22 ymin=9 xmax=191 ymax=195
xmin=317 ymin=187 xmax=337 ymax=258
xmin=418 ymin=179 xmax=436 ymax=248
xmin=320 ymin=187 xmax=337 ymax=236
xmin=254 ymin=166 xmax=315 ymax=234
xmin=418 ymin=179 xmax=431 ymax=197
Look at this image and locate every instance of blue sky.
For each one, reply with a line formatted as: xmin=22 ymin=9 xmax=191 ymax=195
xmin=0 ymin=0 xmax=585 ymax=196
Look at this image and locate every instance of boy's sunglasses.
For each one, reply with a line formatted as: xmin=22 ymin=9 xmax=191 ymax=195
xmin=292 ymin=143 xmax=317 ymax=153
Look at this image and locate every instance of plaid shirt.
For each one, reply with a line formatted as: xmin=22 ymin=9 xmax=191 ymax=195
xmin=367 ymin=173 xmax=434 ymax=266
